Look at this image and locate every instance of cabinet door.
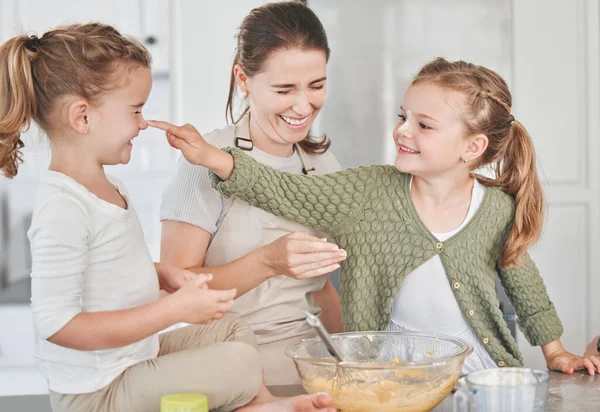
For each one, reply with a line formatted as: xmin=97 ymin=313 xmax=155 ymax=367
xmin=140 ymin=0 xmax=170 ymax=74
xmin=1 ymin=0 xmax=169 ymax=74
xmin=5 ymin=0 xmax=142 ymax=39
xmin=0 ymin=306 xmax=48 ymax=395
xmin=512 ymin=0 xmax=600 ymax=368
xmin=170 ymin=0 xmax=267 ymax=130
xmin=0 ymin=305 xmax=35 ymax=367
xmin=0 ymin=304 xmax=48 ymax=396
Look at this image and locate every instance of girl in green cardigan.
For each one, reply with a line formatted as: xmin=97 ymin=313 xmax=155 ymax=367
xmin=150 ymin=58 xmax=600 ymax=375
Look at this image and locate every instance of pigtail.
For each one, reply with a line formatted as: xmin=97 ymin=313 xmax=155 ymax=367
xmin=494 ymin=121 xmax=544 ymax=268
xmin=0 ymin=36 xmax=37 ymax=178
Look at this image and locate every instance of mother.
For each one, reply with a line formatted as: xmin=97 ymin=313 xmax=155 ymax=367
xmin=160 ymin=1 xmax=345 ymax=385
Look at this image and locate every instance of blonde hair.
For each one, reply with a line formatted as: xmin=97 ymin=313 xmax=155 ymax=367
xmin=0 ymin=23 xmax=151 ymax=178
xmin=412 ymin=57 xmax=543 ymax=269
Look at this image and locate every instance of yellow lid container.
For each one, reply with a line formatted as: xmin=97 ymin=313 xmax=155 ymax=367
xmin=160 ymin=393 xmax=208 ymax=412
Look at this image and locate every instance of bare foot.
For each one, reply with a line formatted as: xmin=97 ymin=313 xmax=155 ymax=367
xmin=236 ymin=393 xmax=335 ymax=412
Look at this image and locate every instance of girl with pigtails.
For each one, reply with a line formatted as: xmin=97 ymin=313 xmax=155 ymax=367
xmin=0 ymin=23 xmax=334 ymax=412
xmin=150 ymin=57 xmax=600 ymax=376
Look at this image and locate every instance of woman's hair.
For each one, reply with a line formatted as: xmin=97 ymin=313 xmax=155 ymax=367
xmin=0 ymin=23 xmax=151 ymax=178
xmin=225 ymin=1 xmax=331 ymax=154
xmin=413 ymin=57 xmax=543 ymax=269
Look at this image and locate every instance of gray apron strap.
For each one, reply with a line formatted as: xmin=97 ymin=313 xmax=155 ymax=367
xmin=294 ymin=143 xmax=316 ymax=175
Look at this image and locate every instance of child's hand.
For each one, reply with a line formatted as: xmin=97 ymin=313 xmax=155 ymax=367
xmin=148 ymin=120 xmax=212 ymax=166
xmin=148 ymin=119 xmax=235 ymax=180
xmin=173 ymin=274 xmax=237 ymax=324
xmin=546 ymin=348 xmax=600 ymax=375
xmin=155 ymin=262 xmax=197 ymax=294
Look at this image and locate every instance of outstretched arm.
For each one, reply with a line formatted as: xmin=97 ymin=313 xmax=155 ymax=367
xmin=150 ymin=120 xmax=377 ymax=236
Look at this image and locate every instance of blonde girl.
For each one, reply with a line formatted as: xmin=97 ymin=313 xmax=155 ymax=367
xmin=0 ymin=23 xmax=333 ymax=412
xmin=150 ymin=57 xmax=600 ymax=376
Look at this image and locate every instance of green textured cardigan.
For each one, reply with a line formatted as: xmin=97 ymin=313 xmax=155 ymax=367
xmin=210 ymin=148 xmax=564 ymax=367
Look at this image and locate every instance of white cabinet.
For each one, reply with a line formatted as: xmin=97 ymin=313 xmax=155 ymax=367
xmin=171 ymin=0 xmax=268 ymax=130
xmin=0 ymin=305 xmax=35 ymax=367
xmin=140 ymin=0 xmax=171 ymax=74
xmin=0 ymin=305 xmax=47 ymax=396
xmin=512 ymin=0 xmax=600 ymax=369
xmin=0 ymin=0 xmax=170 ymax=73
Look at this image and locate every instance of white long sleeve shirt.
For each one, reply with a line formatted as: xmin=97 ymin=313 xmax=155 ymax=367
xmin=28 ymin=171 xmax=160 ymax=394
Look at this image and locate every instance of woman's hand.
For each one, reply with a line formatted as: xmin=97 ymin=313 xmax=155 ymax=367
xmin=155 ymin=262 xmax=198 ymax=294
xmin=148 ymin=120 xmax=234 ymax=180
xmin=544 ymin=339 xmax=600 ymax=375
xmin=260 ymin=232 xmax=347 ymax=279
xmin=171 ymin=274 xmax=237 ymax=324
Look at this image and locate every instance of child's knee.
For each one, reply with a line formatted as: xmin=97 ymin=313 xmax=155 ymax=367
xmin=221 ymin=316 xmax=258 ymax=348
xmin=224 ymin=341 xmax=263 ymax=407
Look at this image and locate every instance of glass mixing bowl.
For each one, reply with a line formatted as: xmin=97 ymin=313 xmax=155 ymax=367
xmin=285 ymin=331 xmax=473 ymax=412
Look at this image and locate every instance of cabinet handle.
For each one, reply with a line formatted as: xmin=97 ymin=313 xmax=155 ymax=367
xmin=144 ymin=36 xmax=157 ymax=45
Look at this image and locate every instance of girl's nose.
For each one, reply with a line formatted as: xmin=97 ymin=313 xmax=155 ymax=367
xmin=397 ymin=111 xmax=416 ymax=138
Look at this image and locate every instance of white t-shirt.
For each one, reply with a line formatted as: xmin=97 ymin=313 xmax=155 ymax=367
xmin=390 ymin=178 xmax=497 ymax=374
xmin=160 ymin=121 xmax=342 ymax=234
xmin=28 ymin=171 xmax=160 ymax=394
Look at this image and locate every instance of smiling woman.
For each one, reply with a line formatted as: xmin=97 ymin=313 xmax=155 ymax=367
xmin=231 ymin=48 xmax=328 ymax=155
xmin=160 ymin=1 xmax=345 ymax=386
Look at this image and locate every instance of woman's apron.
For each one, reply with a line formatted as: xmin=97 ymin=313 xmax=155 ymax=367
xmin=204 ymin=135 xmax=328 ymax=385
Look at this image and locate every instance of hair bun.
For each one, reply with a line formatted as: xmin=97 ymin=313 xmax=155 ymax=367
xmin=25 ymin=35 xmax=41 ymax=52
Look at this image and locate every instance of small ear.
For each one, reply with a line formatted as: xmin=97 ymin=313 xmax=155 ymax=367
xmin=67 ymin=99 xmax=90 ymax=135
xmin=233 ymin=64 xmax=249 ymax=95
xmin=463 ymin=133 xmax=489 ymax=162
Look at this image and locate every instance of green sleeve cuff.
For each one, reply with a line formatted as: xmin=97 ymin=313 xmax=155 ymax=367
xmin=517 ymin=303 xmax=564 ymax=346
xmin=209 ymin=147 xmax=257 ymax=199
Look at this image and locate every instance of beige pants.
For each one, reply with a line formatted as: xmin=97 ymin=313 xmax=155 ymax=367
xmin=50 ymin=317 xmax=263 ymax=412
xmin=258 ymin=329 xmax=316 ymax=386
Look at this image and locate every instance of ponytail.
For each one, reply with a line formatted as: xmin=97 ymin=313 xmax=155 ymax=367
xmin=0 ymin=36 xmax=35 ymax=178
xmin=484 ymin=121 xmax=544 ymax=268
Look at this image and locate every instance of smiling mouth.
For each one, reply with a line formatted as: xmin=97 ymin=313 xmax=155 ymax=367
xmin=397 ymin=143 xmax=420 ymax=154
xmin=280 ymin=114 xmax=311 ymax=126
